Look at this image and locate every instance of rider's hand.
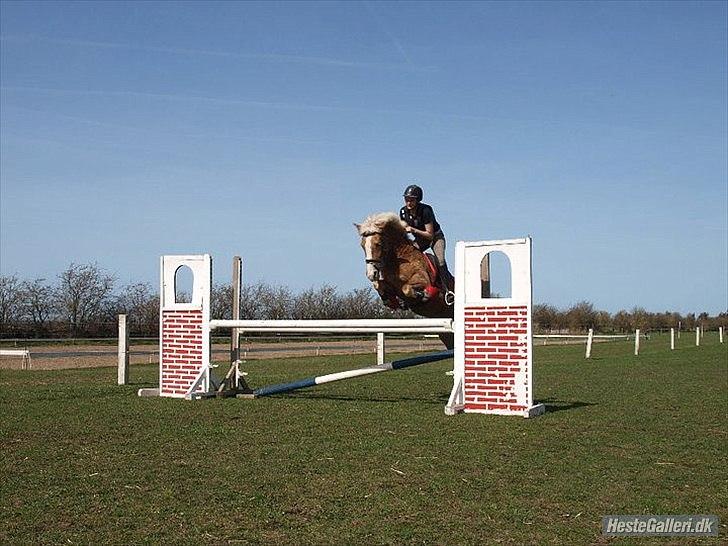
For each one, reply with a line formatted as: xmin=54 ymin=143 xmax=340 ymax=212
xmin=405 ymin=226 xmax=413 ymax=234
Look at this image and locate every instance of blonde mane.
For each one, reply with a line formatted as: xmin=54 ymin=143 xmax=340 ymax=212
xmin=357 ymin=212 xmax=407 ymax=236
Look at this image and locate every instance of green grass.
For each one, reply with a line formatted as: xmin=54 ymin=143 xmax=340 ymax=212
xmin=1 ymin=335 xmax=726 ymax=544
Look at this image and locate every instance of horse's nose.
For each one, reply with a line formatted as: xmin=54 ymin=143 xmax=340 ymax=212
xmin=366 ymin=263 xmax=379 ymax=281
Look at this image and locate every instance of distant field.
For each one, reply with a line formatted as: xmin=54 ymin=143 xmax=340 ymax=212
xmin=1 ymin=336 xmax=726 ymax=544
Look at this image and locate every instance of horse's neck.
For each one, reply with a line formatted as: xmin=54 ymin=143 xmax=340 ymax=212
xmin=388 ymin=238 xmax=423 ymax=263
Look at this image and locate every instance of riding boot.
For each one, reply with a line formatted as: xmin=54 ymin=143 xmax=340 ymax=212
xmin=433 ymin=261 xmax=455 ymax=305
xmin=435 ymin=261 xmax=455 ymax=292
xmin=443 ymin=266 xmax=455 ymax=290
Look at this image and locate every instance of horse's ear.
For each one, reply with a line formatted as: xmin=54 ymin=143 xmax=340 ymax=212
xmin=353 ymin=222 xmax=361 ymax=233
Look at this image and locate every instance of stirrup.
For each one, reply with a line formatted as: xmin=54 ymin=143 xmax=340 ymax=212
xmin=444 ymin=290 xmax=455 ymax=306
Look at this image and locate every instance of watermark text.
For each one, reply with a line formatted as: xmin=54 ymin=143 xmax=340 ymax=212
xmin=602 ymin=515 xmax=718 ymax=536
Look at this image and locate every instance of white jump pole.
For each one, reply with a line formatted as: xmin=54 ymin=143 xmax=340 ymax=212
xmin=670 ymin=328 xmax=675 ymax=350
xmin=720 ymin=326 xmax=724 ymax=343
xmin=117 ymin=314 xmax=129 ymax=385
xmin=209 ymin=318 xmax=453 ymax=333
xmin=696 ymin=327 xmax=700 ymax=347
xmin=634 ymin=329 xmax=640 ymax=356
xmin=585 ymin=328 xmax=593 ymax=359
xmin=377 ymin=332 xmax=385 ymax=365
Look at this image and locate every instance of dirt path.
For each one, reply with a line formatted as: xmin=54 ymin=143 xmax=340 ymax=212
xmin=0 ymin=338 xmax=445 ymax=370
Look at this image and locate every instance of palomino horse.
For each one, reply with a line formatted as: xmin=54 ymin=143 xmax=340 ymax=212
xmin=355 ymin=212 xmax=455 ymax=349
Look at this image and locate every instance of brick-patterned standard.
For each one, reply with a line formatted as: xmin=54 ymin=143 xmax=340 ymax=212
xmin=161 ymin=309 xmax=204 ymax=397
xmin=463 ymin=305 xmax=529 ymax=413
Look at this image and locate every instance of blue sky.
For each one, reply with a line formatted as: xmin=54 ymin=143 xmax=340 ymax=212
xmin=1 ymin=1 xmax=726 ymax=314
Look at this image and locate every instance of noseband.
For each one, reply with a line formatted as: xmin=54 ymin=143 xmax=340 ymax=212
xmin=361 ymin=231 xmax=385 ymax=280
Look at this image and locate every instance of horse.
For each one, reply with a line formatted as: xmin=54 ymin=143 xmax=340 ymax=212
xmin=355 ymin=212 xmax=455 ymax=349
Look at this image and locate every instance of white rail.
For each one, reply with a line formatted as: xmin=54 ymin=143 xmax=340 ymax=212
xmin=0 ymin=348 xmax=32 ymax=369
xmin=210 ymin=318 xmax=454 ymax=333
xmin=533 ymin=334 xmax=631 ymax=339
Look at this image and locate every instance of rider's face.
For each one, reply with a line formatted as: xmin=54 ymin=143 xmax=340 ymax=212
xmin=404 ymin=197 xmax=418 ymax=211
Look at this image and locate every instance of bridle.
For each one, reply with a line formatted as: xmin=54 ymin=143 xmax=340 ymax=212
xmin=361 ymin=230 xmax=385 ymax=282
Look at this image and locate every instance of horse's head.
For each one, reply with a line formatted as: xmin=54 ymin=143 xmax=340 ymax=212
xmin=354 ymin=212 xmax=408 ymax=284
xmin=354 ymin=224 xmax=383 ymax=283
xmin=356 ymin=227 xmax=384 ymax=282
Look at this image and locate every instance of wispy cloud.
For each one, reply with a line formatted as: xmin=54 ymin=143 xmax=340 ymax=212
xmin=1 ymin=84 xmax=490 ymax=122
xmin=1 ymin=85 xmax=354 ymax=113
xmin=1 ymin=104 xmax=330 ymax=145
xmin=362 ymin=2 xmax=414 ymax=67
xmin=0 ymin=34 xmax=434 ymax=72
xmin=7 ymin=84 xmax=694 ymax=139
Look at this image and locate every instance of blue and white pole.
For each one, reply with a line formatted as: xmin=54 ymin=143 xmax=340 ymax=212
xmin=253 ymin=350 xmax=454 ymax=398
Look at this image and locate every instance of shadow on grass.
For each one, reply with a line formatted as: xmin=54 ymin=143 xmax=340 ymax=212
xmin=127 ymin=381 xmax=157 ymax=387
xmin=270 ymin=391 xmax=444 ymax=405
xmin=539 ymin=397 xmax=596 ymax=413
xmin=271 ymin=393 xmax=597 ymax=412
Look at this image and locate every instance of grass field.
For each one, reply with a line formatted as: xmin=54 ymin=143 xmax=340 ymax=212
xmin=1 ymin=334 xmax=726 ymax=544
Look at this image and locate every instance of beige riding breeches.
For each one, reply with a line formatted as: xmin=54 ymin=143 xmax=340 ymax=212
xmin=431 ymin=232 xmax=446 ymax=268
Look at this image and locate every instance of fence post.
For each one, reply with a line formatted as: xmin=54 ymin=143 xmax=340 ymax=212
xmin=117 ymin=314 xmax=129 ymax=385
xmin=231 ymin=256 xmax=242 ymax=383
xmin=377 ymin=332 xmax=385 ymax=365
xmin=585 ymin=328 xmax=593 ymax=359
xmin=670 ymin=327 xmax=675 ymax=350
xmin=720 ymin=326 xmax=724 ymax=344
xmin=695 ymin=327 xmax=700 ymax=347
xmin=634 ymin=329 xmax=640 ymax=356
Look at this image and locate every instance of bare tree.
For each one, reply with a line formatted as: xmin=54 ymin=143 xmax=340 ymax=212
xmin=20 ymin=279 xmax=56 ymax=336
xmin=595 ymin=310 xmax=612 ymax=332
xmin=239 ymin=282 xmax=272 ymax=320
xmin=292 ymin=285 xmax=342 ymax=319
xmin=0 ymin=275 xmax=24 ymax=335
xmin=612 ymin=310 xmax=630 ymax=332
xmin=340 ymin=287 xmax=389 ymax=319
xmin=115 ymin=282 xmax=158 ymax=335
xmin=259 ymin=285 xmax=293 ymax=320
xmin=630 ymin=307 xmax=650 ymax=330
xmin=56 ymin=263 xmax=116 ymax=336
xmin=566 ymin=301 xmax=597 ymax=332
xmin=211 ymin=283 xmax=234 ymax=320
xmin=533 ymin=303 xmax=558 ymax=332
xmin=292 ymin=286 xmax=322 ymax=320
xmin=697 ymin=311 xmax=710 ymax=330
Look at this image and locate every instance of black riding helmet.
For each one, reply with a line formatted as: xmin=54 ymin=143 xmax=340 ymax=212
xmin=403 ymin=184 xmax=423 ymax=201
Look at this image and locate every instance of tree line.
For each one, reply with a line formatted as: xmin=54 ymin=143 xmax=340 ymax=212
xmin=0 ymin=263 xmax=410 ymax=338
xmin=0 ymin=263 xmax=725 ymax=338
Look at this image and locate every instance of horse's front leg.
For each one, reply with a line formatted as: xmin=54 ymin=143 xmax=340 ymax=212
xmin=373 ymin=281 xmax=403 ymax=310
xmin=401 ymin=282 xmax=431 ymax=303
xmin=400 ymin=268 xmax=435 ymax=301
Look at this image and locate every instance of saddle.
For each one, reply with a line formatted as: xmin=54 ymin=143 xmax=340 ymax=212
xmin=423 ymin=253 xmax=454 ymax=299
xmin=423 ymin=253 xmax=441 ymax=293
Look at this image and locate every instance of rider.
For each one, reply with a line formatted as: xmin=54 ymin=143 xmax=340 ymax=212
xmin=399 ymin=184 xmax=454 ymax=289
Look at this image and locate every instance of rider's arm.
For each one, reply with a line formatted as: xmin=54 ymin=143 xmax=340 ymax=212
xmin=407 ymin=223 xmax=434 ymax=242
